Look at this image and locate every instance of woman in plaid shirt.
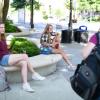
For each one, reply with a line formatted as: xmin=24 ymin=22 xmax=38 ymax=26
xmin=40 ymin=24 xmax=76 ymax=71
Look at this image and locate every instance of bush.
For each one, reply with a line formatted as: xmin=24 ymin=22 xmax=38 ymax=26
xmin=5 ymin=20 xmax=22 ymax=33
xmin=91 ymin=16 xmax=100 ymax=22
xmin=87 ymin=16 xmax=100 ymax=22
xmin=10 ymin=38 xmax=40 ymax=57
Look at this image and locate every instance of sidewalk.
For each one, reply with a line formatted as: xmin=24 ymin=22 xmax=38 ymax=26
xmin=0 ymin=43 xmax=83 ymax=100
xmin=15 ymin=21 xmax=99 ymax=33
xmin=3 ymin=22 xmax=92 ymax=100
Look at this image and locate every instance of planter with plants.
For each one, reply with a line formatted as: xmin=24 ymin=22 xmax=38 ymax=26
xmin=10 ymin=38 xmax=40 ymax=57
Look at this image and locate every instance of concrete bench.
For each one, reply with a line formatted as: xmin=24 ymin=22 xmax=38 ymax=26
xmin=5 ymin=37 xmax=62 ymax=83
xmin=4 ymin=54 xmax=62 ymax=83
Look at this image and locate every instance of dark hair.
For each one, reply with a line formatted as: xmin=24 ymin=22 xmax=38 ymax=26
xmin=0 ymin=23 xmax=6 ymax=41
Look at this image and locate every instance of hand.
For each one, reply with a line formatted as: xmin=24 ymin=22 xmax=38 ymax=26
xmin=43 ymin=42 xmax=49 ymax=47
xmin=67 ymin=64 xmax=77 ymax=71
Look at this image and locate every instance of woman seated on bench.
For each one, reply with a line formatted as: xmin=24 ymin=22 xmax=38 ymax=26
xmin=40 ymin=24 xmax=76 ymax=71
xmin=0 ymin=23 xmax=45 ymax=92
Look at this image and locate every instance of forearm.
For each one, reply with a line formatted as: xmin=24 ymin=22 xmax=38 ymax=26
xmin=41 ymin=42 xmax=50 ymax=47
xmin=81 ymin=42 xmax=95 ymax=59
xmin=66 ymin=59 xmax=73 ymax=66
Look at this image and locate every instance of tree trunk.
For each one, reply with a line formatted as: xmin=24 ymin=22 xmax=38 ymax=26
xmin=68 ymin=0 xmax=73 ymax=30
xmin=30 ymin=0 xmax=34 ymax=28
xmin=3 ymin=0 xmax=9 ymax=23
xmin=0 ymin=0 xmax=4 ymax=22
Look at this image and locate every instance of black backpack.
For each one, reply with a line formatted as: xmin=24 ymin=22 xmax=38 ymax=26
xmin=70 ymin=32 xmax=100 ymax=100
xmin=91 ymin=32 xmax=100 ymax=100
xmin=70 ymin=57 xmax=98 ymax=100
xmin=0 ymin=67 xmax=10 ymax=92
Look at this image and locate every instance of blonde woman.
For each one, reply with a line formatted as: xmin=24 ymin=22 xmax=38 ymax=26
xmin=40 ymin=24 xmax=76 ymax=71
xmin=0 ymin=23 xmax=45 ymax=92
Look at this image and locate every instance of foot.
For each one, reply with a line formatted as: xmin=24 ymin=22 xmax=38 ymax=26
xmin=67 ymin=65 xmax=76 ymax=71
xmin=32 ymin=72 xmax=46 ymax=81
xmin=60 ymin=68 xmax=68 ymax=72
xmin=22 ymin=83 xmax=35 ymax=93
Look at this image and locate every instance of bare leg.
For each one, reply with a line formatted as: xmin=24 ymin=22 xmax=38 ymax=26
xmin=52 ymin=48 xmax=72 ymax=65
xmin=8 ymin=54 xmax=28 ymax=83
xmin=26 ymin=60 xmax=45 ymax=80
xmin=8 ymin=54 xmax=34 ymax=92
xmin=27 ymin=60 xmax=35 ymax=73
xmin=52 ymin=48 xmax=76 ymax=70
xmin=16 ymin=61 xmax=28 ymax=83
xmin=9 ymin=54 xmax=45 ymax=81
xmin=8 ymin=54 xmax=28 ymax=65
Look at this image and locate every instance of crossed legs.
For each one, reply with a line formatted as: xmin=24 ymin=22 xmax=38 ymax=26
xmin=8 ymin=54 xmax=45 ymax=92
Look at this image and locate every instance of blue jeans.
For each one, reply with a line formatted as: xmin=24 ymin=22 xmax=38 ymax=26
xmin=0 ymin=55 xmax=10 ymax=66
xmin=40 ymin=46 xmax=52 ymax=55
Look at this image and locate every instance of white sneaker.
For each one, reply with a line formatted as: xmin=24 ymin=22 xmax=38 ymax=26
xmin=32 ymin=72 xmax=46 ymax=81
xmin=22 ymin=83 xmax=35 ymax=93
xmin=67 ymin=65 xmax=76 ymax=71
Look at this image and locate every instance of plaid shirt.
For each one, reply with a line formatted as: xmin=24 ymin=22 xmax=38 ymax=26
xmin=40 ymin=33 xmax=50 ymax=45
xmin=40 ymin=32 xmax=57 ymax=46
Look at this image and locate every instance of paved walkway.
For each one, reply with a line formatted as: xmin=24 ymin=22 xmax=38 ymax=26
xmin=4 ymin=21 xmax=98 ymax=100
xmin=0 ymin=42 xmax=83 ymax=100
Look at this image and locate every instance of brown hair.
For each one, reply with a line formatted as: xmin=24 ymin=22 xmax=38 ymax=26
xmin=43 ymin=24 xmax=53 ymax=34
xmin=0 ymin=23 xmax=6 ymax=41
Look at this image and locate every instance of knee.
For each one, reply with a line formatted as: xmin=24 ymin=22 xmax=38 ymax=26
xmin=22 ymin=54 xmax=28 ymax=60
xmin=58 ymin=49 xmax=62 ymax=54
xmin=19 ymin=60 xmax=27 ymax=67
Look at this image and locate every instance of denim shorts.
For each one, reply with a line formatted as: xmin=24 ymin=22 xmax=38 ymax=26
xmin=40 ymin=46 xmax=53 ymax=55
xmin=0 ymin=55 xmax=10 ymax=66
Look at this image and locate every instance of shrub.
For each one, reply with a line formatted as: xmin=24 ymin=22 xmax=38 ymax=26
xmin=10 ymin=38 xmax=40 ymax=57
xmin=91 ymin=16 xmax=100 ymax=22
xmin=5 ymin=19 xmax=22 ymax=33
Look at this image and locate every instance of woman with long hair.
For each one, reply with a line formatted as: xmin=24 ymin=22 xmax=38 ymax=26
xmin=0 ymin=23 xmax=45 ymax=92
xmin=40 ymin=24 xmax=76 ymax=71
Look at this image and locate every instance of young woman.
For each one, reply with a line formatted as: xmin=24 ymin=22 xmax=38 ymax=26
xmin=82 ymin=28 xmax=100 ymax=100
xmin=40 ymin=24 xmax=76 ymax=71
xmin=0 ymin=23 xmax=45 ymax=92
xmin=82 ymin=28 xmax=100 ymax=59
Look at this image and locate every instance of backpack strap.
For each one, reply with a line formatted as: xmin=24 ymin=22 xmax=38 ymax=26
xmin=96 ymin=32 xmax=100 ymax=46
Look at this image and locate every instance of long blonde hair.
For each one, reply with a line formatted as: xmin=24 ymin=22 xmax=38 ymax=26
xmin=42 ymin=24 xmax=53 ymax=43
xmin=43 ymin=24 xmax=53 ymax=34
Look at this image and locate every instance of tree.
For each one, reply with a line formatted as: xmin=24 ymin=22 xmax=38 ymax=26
xmin=78 ymin=0 xmax=100 ymax=20
xmin=95 ymin=0 xmax=100 ymax=12
xmin=68 ymin=0 xmax=73 ymax=30
xmin=3 ymin=0 xmax=10 ymax=22
xmin=11 ymin=0 xmax=41 ymax=29
xmin=54 ymin=8 xmax=63 ymax=20
xmin=0 ymin=0 xmax=9 ymax=23
xmin=65 ymin=0 xmax=73 ymax=30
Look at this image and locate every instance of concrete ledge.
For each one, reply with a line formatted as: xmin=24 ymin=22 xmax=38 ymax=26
xmin=4 ymin=54 xmax=62 ymax=83
xmin=6 ymin=31 xmax=32 ymax=36
xmin=27 ymin=38 xmax=41 ymax=47
xmin=5 ymin=37 xmax=62 ymax=83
